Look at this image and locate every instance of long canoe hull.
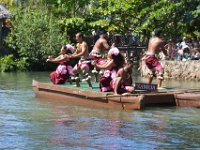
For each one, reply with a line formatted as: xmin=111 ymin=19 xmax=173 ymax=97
xmin=32 ymin=80 xmax=200 ymax=110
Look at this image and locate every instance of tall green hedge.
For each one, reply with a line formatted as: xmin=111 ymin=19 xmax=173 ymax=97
xmin=5 ymin=7 xmax=69 ymax=71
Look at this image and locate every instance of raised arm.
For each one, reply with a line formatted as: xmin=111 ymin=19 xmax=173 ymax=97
xmin=102 ymin=39 xmax=110 ymax=50
xmin=94 ymin=59 xmax=114 ymax=69
xmin=47 ymin=54 xmax=69 ymax=63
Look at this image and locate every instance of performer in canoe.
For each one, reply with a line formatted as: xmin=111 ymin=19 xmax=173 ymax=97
xmin=92 ymin=47 xmax=125 ymax=92
xmin=111 ymin=59 xmax=135 ymax=95
xmin=47 ymin=44 xmax=74 ymax=84
xmin=144 ymin=28 xmax=168 ymax=89
xmin=90 ymin=30 xmax=114 ymax=82
xmin=70 ymin=32 xmax=92 ymax=88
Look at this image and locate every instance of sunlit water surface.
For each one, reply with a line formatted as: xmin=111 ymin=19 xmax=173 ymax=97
xmin=0 ymin=72 xmax=200 ymax=149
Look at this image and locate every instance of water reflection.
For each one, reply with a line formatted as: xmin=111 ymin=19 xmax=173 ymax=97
xmin=0 ymin=72 xmax=200 ymax=149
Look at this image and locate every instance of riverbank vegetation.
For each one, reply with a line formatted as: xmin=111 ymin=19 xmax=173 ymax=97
xmin=0 ymin=0 xmax=199 ymax=71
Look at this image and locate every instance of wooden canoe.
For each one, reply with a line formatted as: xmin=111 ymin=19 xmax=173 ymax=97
xmin=32 ymin=80 xmax=200 ymax=110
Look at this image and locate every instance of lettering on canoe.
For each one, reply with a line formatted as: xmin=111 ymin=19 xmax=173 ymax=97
xmin=135 ymin=83 xmax=157 ymax=92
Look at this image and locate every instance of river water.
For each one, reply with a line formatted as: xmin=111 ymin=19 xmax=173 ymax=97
xmin=0 ymin=72 xmax=200 ymax=149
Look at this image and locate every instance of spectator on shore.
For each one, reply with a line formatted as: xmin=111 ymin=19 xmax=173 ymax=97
xmin=191 ymin=48 xmax=200 ymax=60
xmin=177 ymin=45 xmax=183 ymax=61
xmin=180 ymin=37 xmax=188 ymax=48
xmin=182 ymin=45 xmax=190 ymax=61
xmin=165 ymin=39 xmax=175 ymax=60
xmin=191 ymin=38 xmax=200 ymax=60
xmin=192 ymin=37 xmax=199 ymax=50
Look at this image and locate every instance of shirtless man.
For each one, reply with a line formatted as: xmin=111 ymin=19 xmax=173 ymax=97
xmin=70 ymin=32 xmax=92 ymax=87
xmin=90 ymin=30 xmax=113 ymax=82
xmin=113 ymin=60 xmax=134 ymax=95
xmin=90 ymin=30 xmax=111 ymax=64
xmin=144 ymin=29 xmax=168 ymax=89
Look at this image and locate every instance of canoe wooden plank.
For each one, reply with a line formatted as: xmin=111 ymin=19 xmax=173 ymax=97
xmin=176 ymin=93 xmax=200 ymax=100
xmin=141 ymin=94 xmax=176 ymax=107
xmin=32 ymin=80 xmax=200 ymax=110
xmin=33 ymin=80 xmax=143 ymax=110
xmin=36 ymin=80 xmax=107 ymax=99
xmin=175 ymin=93 xmax=200 ymax=108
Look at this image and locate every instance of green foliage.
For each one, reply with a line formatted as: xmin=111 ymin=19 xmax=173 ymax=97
xmin=0 ymin=55 xmax=29 ymax=72
xmin=4 ymin=0 xmax=200 ymax=39
xmin=59 ymin=18 xmax=89 ymax=37
xmin=90 ymin=0 xmax=200 ymax=39
xmin=89 ymin=20 xmax=109 ymax=31
xmin=2 ymin=0 xmax=200 ymax=72
xmin=59 ymin=17 xmax=108 ymax=38
xmin=15 ymin=57 xmax=29 ymax=71
xmin=0 ymin=0 xmax=16 ymax=7
xmin=6 ymin=7 xmax=69 ymax=71
xmin=0 ymin=55 xmax=16 ymax=72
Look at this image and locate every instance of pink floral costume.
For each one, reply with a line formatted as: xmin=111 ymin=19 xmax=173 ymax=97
xmin=50 ymin=61 xmax=73 ymax=84
xmin=50 ymin=44 xmax=74 ymax=84
xmin=110 ymin=71 xmax=133 ymax=94
xmin=73 ymin=57 xmax=91 ymax=73
xmin=100 ymin=47 xmax=121 ymax=92
xmin=100 ymin=66 xmax=119 ymax=92
xmin=89 ymin=50 xmax=105 ymax=65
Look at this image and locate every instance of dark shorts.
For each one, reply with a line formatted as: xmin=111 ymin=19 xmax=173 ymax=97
xmin=145 ymin=55 xmax=163 ymax=71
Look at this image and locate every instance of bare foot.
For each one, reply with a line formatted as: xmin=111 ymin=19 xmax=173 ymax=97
xmin=157 ymin=87 xmax=166 ymax=90
xmin=92 ymin=69 xmax=99 ymax=82
xmin=114 ymin=92 xmax=120 ymax=96
xmin=122 ymin=92 xmax=131 ymax=96
xmin=86 ymin=77 xmax=93 ymax=88
xmin=94 ymin=73 xmax=98 ymax=82
xmin=88 ymin=86 xmax=93 ymax=90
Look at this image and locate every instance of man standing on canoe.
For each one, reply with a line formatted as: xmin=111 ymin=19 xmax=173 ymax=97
xmin=144 ymin=29 xmax=168 ymax=89
xmin=70 ymin=32 xmax=92 ymax=87
xmin=90 ymin=30 xmax=111 ymax=64
xmin=90 ymin=30 xmax=114 ymax=82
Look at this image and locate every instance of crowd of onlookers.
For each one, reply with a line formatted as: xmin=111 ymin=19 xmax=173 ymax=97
xmin=159 ymin=37 xmax=200 ymax=61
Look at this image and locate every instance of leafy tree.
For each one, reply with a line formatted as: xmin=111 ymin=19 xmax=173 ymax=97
xmin=1 ymin=0 xmax=200 ymax=71
xmin=22 ymin=0 xmax=92 ymax=18
xmin=91 ymin=0 xmax=199 ymax=39
xmin=0 ymin=55 xmax=16 ymax=72
xmin=6 ymin=7 xmax=69 ymax=71
xmin=0 ymin=0 xmax=16 ymax=6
